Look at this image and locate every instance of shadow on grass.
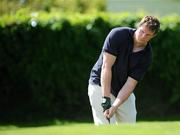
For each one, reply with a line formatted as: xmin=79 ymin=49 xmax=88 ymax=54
xmin=1 ymin=114 xmax=180 ymax=127
xmin=0 ymin=115 xmax=92 ymax=128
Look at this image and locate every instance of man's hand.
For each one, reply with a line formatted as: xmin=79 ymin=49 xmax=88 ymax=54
xmin=101 ymin=97 xmax=111 ymax=112
xmin=101 ymin=97 xmax=111 ymax=122
xmin=106 ymin=106 xmax=118 ymax=118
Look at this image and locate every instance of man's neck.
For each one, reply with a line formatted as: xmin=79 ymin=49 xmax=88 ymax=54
xmin=133 ymin=34 xmax=147 ymax=48
xmin=134 ymin=41 xmax=146 ymax=48
xmin=133 ymin=39 xmax=146 ymax=52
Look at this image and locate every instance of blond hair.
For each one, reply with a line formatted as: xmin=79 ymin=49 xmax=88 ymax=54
xmin=139 ymin=16 xmax=160 ymax=34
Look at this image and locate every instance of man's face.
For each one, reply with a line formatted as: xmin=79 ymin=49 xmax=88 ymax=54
xmin=135 ymin=24 xmax=155 ymax=45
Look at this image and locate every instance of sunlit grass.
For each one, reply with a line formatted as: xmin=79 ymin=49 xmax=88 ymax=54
xmin=0 ymin=121 xmax=180 ymax=135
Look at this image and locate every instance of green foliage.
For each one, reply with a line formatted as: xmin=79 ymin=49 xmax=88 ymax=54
xmin=0 ymin=12 xmax=179 ymax=121
xmin=0 ymin=0 xmax=106 ymax=15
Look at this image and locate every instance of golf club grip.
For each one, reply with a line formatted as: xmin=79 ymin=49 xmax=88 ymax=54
xmin=107 ymin=118 xmax=110 ymax=124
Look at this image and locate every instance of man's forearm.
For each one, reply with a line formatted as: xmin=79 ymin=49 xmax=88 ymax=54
xmin=101 ymin=67 xmax=112 ymax=97
xmin=112 ymin=77 xmax=137 ymax=108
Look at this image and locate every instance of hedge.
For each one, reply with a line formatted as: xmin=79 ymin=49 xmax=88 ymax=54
xmin=0 ymin=12 xmax=179 ymax=121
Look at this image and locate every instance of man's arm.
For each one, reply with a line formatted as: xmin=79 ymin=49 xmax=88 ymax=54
xmin=101 ymin=52 xmax=116 ymax=97
xmin=106 ymin=77 xmax=138 ymax=118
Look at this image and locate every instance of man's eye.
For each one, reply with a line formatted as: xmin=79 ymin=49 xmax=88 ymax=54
xmin=140 ymin=30 xmax=144 ymax=33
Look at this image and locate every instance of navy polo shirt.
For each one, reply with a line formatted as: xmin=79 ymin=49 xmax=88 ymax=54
xmin=89 ymin=27 xmax=152 ymax=97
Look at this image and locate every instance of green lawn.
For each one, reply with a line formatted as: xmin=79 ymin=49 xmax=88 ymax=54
xmin=0 ymin=121 xmax=180 ymax=135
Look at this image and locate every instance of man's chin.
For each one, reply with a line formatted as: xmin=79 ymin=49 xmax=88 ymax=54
xmin=138 ymin=39 xmax=146 ymax=45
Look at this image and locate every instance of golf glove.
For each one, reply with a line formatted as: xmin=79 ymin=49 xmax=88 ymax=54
xmin=101 ymin=97 xmax=111 ymax=112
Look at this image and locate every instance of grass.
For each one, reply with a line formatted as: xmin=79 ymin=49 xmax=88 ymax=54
xmin=0 ymin=121 xmax=180 ymax=135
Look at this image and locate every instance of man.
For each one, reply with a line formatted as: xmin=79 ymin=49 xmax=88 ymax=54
xmin=88 ymin=16 xmax=160 ymax=125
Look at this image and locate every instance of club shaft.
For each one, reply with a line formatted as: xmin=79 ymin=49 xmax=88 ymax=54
xmin=107 ymin=118 xmax=110 ymax=124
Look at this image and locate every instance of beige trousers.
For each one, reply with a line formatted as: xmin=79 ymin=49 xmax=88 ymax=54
xmin=88 ymin=84 xmax=137 ymax=125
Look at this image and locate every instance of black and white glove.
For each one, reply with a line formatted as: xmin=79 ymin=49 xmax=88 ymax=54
xmin=101 ymin=97 xmax=111 ymax=112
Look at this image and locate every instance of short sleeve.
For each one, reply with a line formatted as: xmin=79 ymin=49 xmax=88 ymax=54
xmin=128 ymin=51 xmax=152 ymax=81
xmin=102 ymin=28 xmax=122 ymax=56
xmin=129 ymin=66 xmax=149 ymax=81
